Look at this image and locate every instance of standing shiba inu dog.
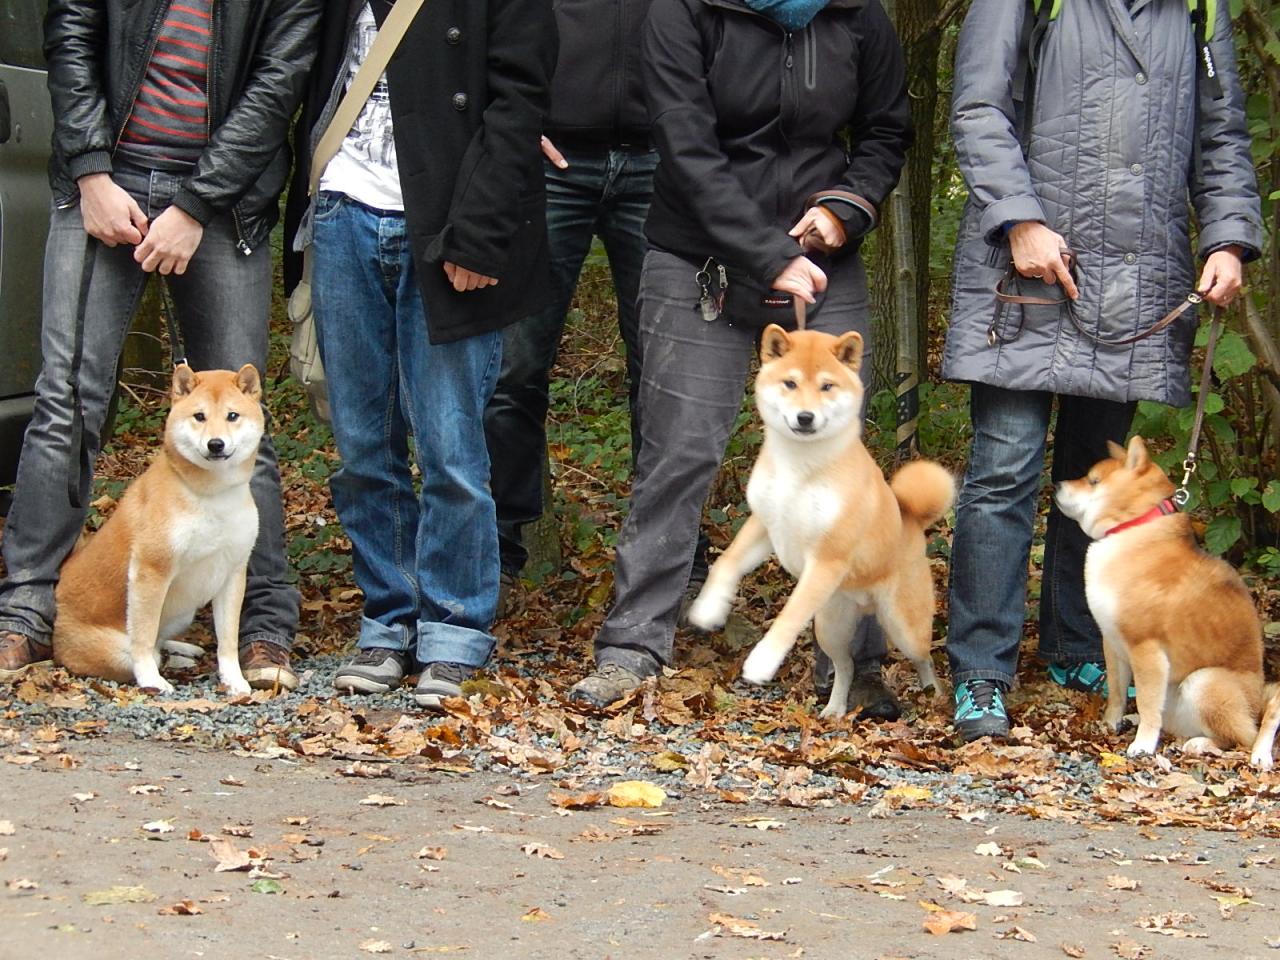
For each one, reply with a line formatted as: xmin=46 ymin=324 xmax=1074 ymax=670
xmin=686 ymin=324 xmax=954 ymax=718
xmin=1056 ymin=436 xmax=1280 ymax=768
xmin=52 ymin=364 xmax=264 ymax=695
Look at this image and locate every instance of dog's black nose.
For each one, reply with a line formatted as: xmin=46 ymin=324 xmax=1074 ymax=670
xmin=796 ymin=411 xmax=815 ymax=428
xmin=207 ymin=438 xmax=226 ymax=455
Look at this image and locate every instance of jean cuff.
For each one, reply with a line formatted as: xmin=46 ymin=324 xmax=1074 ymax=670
xmin=950 ymin=669 xmax=1015 ymax=691
xmin=0 ymin=618 xmax=43 ymax=644
xmin=854 ymin=656 xmax=884 ymax=675
xmin=238 ymin=632 xmax=292 ymax=653
xmin=596 ymin=646 xmax=661 ymax=679
xmin=416 ymin=622 xmax=495 ymax=669
xmin=357 ymin=617 xmax=415 ymax=653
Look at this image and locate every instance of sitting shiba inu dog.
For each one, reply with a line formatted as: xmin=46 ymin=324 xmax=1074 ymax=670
xmin=686 ymin=324 xmax=954 ymax=718
xmin=52 ymin=364 xmax=264 ymax=695
xmin=1056 ymin=436 xmax=1280 ymax=768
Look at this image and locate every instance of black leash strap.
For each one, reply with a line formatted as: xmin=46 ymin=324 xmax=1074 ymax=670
xmin=67 ymin=238 xmax=98 ymax=510
xmin=157 ymin=276 xmax=187 ymax=369
xmin=1175 ymin=304 xmax=1224 ymax=506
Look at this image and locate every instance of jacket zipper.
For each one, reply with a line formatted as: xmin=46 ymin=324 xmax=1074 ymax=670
xmin=207 ymin=2 xmax=251 ymax=255
xmin=612 ymin=0 xmax=625 ymax=141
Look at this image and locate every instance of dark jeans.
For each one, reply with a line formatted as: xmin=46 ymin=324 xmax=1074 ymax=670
xmin=595 ymin=248 xmax=887 ymax=677
xmin=0 ymin=160 xmax=298 ymax=649
xmin=946 ymin=383 xmax=1137 ymax=688
xmin=484 ymin=145 xmax=655 ymax=574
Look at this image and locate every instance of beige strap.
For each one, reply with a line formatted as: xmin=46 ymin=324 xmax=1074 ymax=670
xmin=308 ymin=0 xmax=426 ymax=195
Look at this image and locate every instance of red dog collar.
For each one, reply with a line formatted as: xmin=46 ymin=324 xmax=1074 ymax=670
xmin=1103 ymin=498 xmax=1179 ymax=538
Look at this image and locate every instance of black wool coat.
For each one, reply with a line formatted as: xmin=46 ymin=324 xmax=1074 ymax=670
xmin=286 ymin=0 xmax=557 ymax=343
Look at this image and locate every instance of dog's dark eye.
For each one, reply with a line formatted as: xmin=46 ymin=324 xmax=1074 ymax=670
xmin=227 ymin=411 xmax=239 ymax=422
xmin=783 ymin=380 xmax=797 ymax=390
xmin=1089 ymin=476 xmax=1100 ymax=486
xmin=193 ymin=412 xmax=206 ymax=423
xmin=820 ymin=382 xmax=835 ymax=392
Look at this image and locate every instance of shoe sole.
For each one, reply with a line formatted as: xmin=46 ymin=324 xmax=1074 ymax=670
xmin=244 ymin=667 xmax=299 ymax=692
xmin=413 ymin=691 xmax=455 ymax=710
xmin=957 ymin=719 xmax=1011 ymax=743
xmin=0 ymin=658 xmax=53 ymax=682
xmin=333 ymin=675 xmax=397 ymax=694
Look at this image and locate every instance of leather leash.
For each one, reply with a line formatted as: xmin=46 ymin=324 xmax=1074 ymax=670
xmin=1175 ymin=304 xmax=1224 ymax=506
xmin=988 ymin=256 xmax=1203 ymax=348
xmin=793 ymin=296 xmax=807 ymax=331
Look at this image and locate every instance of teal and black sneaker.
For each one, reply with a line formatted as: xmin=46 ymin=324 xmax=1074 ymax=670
xmin=1047 ymin=661 xmax=1135 ymax=699
xmin=954 ymin=679 xmax=1010 ymax=742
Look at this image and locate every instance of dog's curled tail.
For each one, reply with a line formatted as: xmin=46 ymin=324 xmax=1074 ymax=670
xmin=1250 ymin=681 xmax=1280 ymax=770
xmin=890 ymin=460 xmax=956 ymax=528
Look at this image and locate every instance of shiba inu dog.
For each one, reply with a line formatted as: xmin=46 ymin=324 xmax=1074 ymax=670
xmin=1056 ymin=435 xmax=1280 ymax=768
xmin=686 ymin=324 xmax=954 ymax=718
xmin=52 ymin=364 xmax=264 ymax=695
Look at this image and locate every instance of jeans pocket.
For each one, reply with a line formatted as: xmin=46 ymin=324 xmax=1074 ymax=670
xmin=314 ymin=191 xmax=345 ymax=224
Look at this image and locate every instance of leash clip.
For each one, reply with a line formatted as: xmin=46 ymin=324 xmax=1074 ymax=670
xmin=1187 ymin=292 xmax=1203 ymax=305
xmin=1174 ymin=452 xmax=1198 ymax=506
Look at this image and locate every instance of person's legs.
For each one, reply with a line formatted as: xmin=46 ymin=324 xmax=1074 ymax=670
xmin=392 ymin=240 xmax=502 ymax=675
xmin=156 ymin=170 xmax=299 ymax=669
xmin=312 ymin=193 xmax=420 ymax=692
xmin=1038 ymin=393 xmax=1136 ymax=682
xmin=0 ymin=189 xmax=151 ymax=671
xmin=572 ymin=250 xmax=756 ymax=704
xmin=484 ymin=150 xmax=606 ymax=578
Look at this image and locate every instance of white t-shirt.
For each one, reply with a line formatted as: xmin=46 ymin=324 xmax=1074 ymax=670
xmin=319 ymin=3 xmax=404 ymax=210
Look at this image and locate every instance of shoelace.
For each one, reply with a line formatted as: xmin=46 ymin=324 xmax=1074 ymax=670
xmin=964 ymin=680 xmax=1001 ymax=714
xmin=428 ymin=661 xmax=471 ymax=684
xmin=353 ymin=649 xmax=401 ymax=666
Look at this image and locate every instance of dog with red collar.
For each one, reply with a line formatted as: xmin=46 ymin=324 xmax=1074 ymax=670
xmin=1056 ymin=435 xmax=1280 ymax=768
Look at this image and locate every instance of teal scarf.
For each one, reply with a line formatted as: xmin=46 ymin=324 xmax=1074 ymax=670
xmin=742 ymin=0 xmax=829 ymax=31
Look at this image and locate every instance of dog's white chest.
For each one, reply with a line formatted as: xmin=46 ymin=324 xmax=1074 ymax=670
xmin=1084 ymin=536 xmax=1125 ymax=640
xmin=165 ymin=489 xmax=258 ymax=600
xmin=748 ymin=459 xmax=841 ymax=576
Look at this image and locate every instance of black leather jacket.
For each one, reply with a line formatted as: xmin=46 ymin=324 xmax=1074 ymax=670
xmin=642 ymin=0 xmax=911 ymax=286
xmin=44 ymin=0 xmax=321 ymax=253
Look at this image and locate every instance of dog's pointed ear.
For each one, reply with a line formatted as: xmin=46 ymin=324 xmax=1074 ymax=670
xmin=1125 ymin=435 xmax=1150 ymax=472
xmin=172 ymin=364 xmax=197 ymax=398
xmin=832 ymin=331 xmax=864 ymax=372
xmin=235 ymin=363 xmax=262 ymax=400
xmin=760 ymin=324 xmax=791 ymax=361
xmin=1106 ymin=440 xmax=1127 ymax=462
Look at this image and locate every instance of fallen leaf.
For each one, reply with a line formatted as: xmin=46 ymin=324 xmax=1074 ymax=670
xmin=209 ymin=837 xmax=252 ymax=872
xmin=521 ymin=843 xmax=565 ymax=860
xmin=733 ymin=817 xmax=785 ymax=831
xmin=220 ymin=777 xmax=245 ymax=787
xmin=974 ymin=842 xmax=1003 ymax=857
xmin=83 ymin=885 xmax=158 ymax=906
xmin=606 ymin=781 xmax=666 ymax=809
xmin=359 ymin=939 xmax=394 ymax=953
xmin=0 ymin=822 xmax=13 ymax=836
xmin=983 ymin=890 xmax=1024 ymax=907
xmin=547 ymin=790 xmax=605 ymax=810
xmin=1112 ymin=937 xmax=1149 ymax=959
xmin=1099 ymin=752 xmax=1128 ymax=769
xmin=883 ymin=785 xmax=932 ymax=803
xmin=922 ymin=909 xmax=977 ymax=936
xmin=521 ymin=907 xmax=553 ymax=922
xmin=221 ymin=824 xmax=254 ymax=838
xmin=250 ymin=878 xmax=283 ymax=895
xmin=71 ymin=792 xmax=96 ymax=803
xmin=158 ymin=900 xmax=203 ymax=916
xmin=477 ymin=796 xmax=513 ymax=810
xmin=6 ymin=878 xmax=38 ymax=891
xmin=1106 ymin=875 xmax=1139 ymax=891
xmin=1062 ymin=944 xmax=1085 ymax=958
xmin=3 ymin=754 xmax=40 ymax=766
xmin=141 ymin=819 xmax=175 ymax=835
xmin=995 ymin=926 xmax=1037 ymax=942
xmin=129 ymin=784 xmax=164 ymax=795
xmin=358 ymin=794 xmax=406 ymax=807
xmin=709 ymin=912 xmax=787 ymax=941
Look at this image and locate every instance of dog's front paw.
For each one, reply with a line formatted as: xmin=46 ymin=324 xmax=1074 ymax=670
xmin=741 ymin=643 xmax=785 ymax=686
xmin=223 ymin=676 xmax=252 ymax=697
xmin=1126 ymin=734 xmax=1159 ymax=758
xmin=818 ymin=701 xmax=845 ymax=721
xmin=685 ymin=588 xmax=731 ymax=633
xmin=1250 ymin=747 xmax=1274 ymax=771
xmin=137 ymin=674 xmax=175 ymax=694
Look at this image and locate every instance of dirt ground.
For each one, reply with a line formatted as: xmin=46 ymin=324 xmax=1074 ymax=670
xmin=2 ymin=735 xmax=1278 ymax=960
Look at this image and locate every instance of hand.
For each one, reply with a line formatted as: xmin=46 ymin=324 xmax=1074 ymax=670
xmin=134 ymin=206 xmax=204 ymax=275
xmin=772 ymin=256 xmax=828 ymax=304
xmin=1008 ymin=221 xmax=1078 ymax=300
xmin=443 ymin=261 xmax=499 ymax=292
xmin=788 ymin=207 xmax=845 ymax=255
xmin=1197 ymin=246 xmax=1244 ymax=307
xmin=540 ymin=135 xmax=568 ymax=170
xmin=78 ymin=173 xmax=148 ymax=246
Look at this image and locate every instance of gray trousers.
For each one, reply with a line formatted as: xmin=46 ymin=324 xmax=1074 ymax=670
xmin=0 ymin=161 xmax=298 ymax=649
xmin=594 ymin=248 xmax=887 ymax=676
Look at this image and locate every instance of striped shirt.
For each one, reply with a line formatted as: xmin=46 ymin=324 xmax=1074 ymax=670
xmin=117 ymin=0 xmax=213 ymax=167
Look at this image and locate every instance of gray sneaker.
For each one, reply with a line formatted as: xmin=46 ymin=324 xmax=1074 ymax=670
xmin=333 ymin=648 xmax=411 ymax=694
xmin=414 ymin=661 xmax=475 ymax=709
xmin=567 ymin=662 xmax=646 ymax=709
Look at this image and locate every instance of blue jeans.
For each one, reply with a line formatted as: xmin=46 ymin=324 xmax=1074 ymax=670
xmin=946 ymin=383 xmax=1136 ymax=688
xmin=0 ymin=160 xmax=297 ymax=649
xmin=483 ymin=146 xmax=655 ymax=574
xmin=311 ymin=192 xmax=502 ymax=668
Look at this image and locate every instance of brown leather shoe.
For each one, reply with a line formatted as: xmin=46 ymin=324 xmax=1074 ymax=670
xmin=240 ymin=641 xmax=299 ymax=692
xmin=0 ymin=631 xmax=53 ymax=681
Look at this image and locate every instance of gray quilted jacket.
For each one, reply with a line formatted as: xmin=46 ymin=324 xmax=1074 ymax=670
xmin=942 ymin=0 xmax=1263 ymax=406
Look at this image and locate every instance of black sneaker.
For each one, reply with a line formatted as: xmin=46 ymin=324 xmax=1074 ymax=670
xmin=567 ymin=663 xmax=646 ymax=709
xmin=333 ymin=648 xmax=411 ymax=694
xmin=414 ymin=661 xmax=475 ymax=709
xmin=953 ymin=679 xmax=1010 ymax=742
xmin=848 ymin=671 xmax=902 ymax=722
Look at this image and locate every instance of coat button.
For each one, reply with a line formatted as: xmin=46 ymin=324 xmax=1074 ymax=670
xmin=452 ymin=92 xmax=468 ymax=111
xmin=1135 ymin=72 xmax=1147 ymax=85
xmin=1124 ymin=253 xmax=1138 ymax=265
xmin=446 ymin=26 xmax=461 ymax=43
xmin=1129 ymin=163 xmax=1143 ymax=176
